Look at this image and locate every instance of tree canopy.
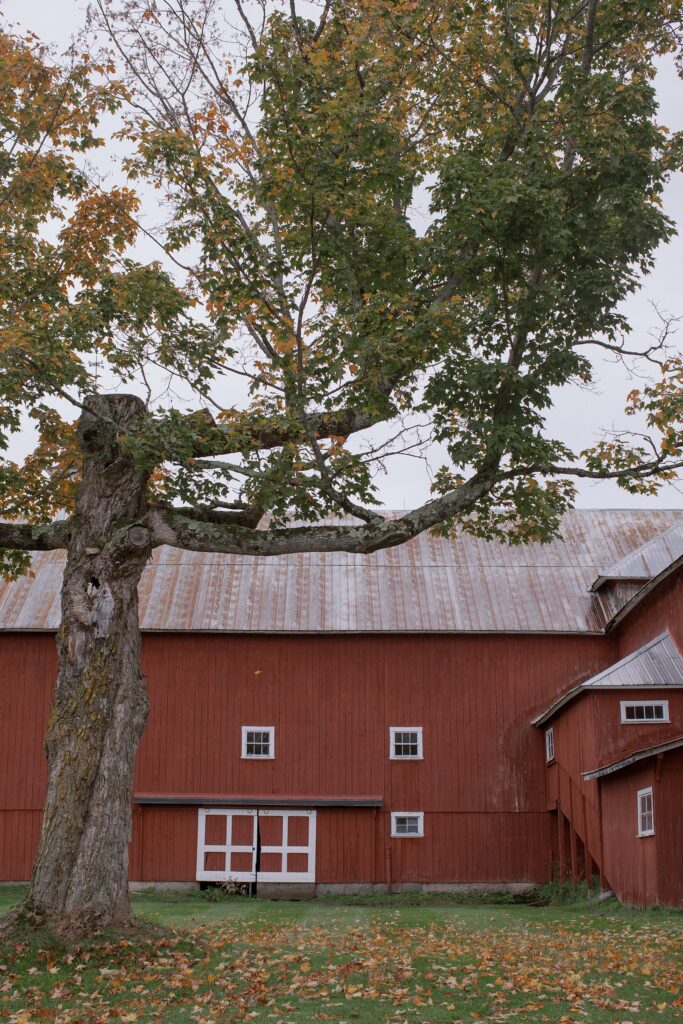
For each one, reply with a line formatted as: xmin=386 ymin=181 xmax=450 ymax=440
xmin=2 ymin=0 xmax=683 ymax=559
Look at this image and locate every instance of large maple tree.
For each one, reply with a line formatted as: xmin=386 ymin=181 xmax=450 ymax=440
xmin=1 ymin=0 xmax=682 ymax=935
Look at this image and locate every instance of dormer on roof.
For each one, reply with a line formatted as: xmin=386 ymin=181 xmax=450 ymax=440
xmin=590 ymin=518 xmax=683 ymax=592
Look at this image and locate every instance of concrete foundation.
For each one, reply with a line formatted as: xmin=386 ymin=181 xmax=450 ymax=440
xmin=421 ymin=882 xmax=537 ymax=895
xmin=129 ymin=881 xmax=200 ymax=893
xmin=125 ymin=880 xmax=539 ymax=897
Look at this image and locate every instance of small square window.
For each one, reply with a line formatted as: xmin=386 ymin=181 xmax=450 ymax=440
xmin=545 ymin=727 xmax=555 ymax=763
xmin=637 ymin=787 xmax=654 ymax=837
xmin=620 ymin=701 xmax=669 ymax=724
xmin=391 ymin=812 xmax=424 ymax=837
xmin=241 ymin=726 xmax=275 ymax=759
xmin=389 ymin=727 xmax=423 ymax=760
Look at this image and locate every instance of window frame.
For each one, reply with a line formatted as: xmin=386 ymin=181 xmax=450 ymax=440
xmin=389 ymin=726 xmax=424 ymax=761
xmin=637 ymin=787 xmax=655 ymax=837
xmin=620 ymin=700 xmax=669 ymax=725
xmin=241 ymin=725 xmax=275 ymax=760
xmin=390 ymin=811 xmax=425 ymax=838
xmin=545 ymin=727 xmax=555 ymax=764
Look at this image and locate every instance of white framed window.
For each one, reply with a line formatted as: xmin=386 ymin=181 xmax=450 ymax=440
xmin=545 ymin=727 xmax=555 ymax=763
xmin=241 ymin=726 xmax=275 ymax=759
xmin=637 ymin=787 xmax=655 ymax=837
xmin=620 ymin=700 xmax=669 ymax=724
xmin=391 ymin=812 xmax=424 ymax=837
xmin=389 ymin=727 xmax=423 ymax=760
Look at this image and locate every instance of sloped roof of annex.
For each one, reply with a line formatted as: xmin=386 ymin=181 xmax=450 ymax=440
xmin=533 ymin=631 xmax=683 ymax=726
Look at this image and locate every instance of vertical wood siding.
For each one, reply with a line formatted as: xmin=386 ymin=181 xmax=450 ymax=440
xmin=655 ymin=750 xmax=683 ymax=908
xmin=0 ymin=811 xmax=42 ymax=881
xmin=134 ymin=632 xmax=613 ymax=814
xmin=0 ymin=634 xmax=55 ymax=813
xmin=127 ymin=807 xmax=552 ymax=886
xmin=0 ymin=630 xmax=610 ymax=883
xmin=600 ymin=763 xmax=658 ymax=907
xmin=617 ymin=569 xmax=683 ymax=657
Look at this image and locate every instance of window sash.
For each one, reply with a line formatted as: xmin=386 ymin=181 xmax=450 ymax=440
xmin=391 ymin=812 xmax=424 ymax=837
xmin=620 ymin=701 xmax=669 ymax=724
xmin=389 ymin=727 xmax=423 ymax=760
xmin=637 ymin=788 xmax=655 ymax=837
xmin=242 ymin=726 xmax=275 ymax=759
xmin=545 ymin=727 xmax=555 ymax=763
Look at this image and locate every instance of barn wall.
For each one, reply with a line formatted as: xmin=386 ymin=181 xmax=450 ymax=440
xmin=384 ymin=811 xmax=550 ymax=885
xmin=582 ymin=690 xmax=683 ymax=770
xmin=616 ymin=568 xmax=683 ymax=656
xmin=544 ymin=694 xmax=600 ymax=871
xmin=0 ymin=633 xmax=55 ymax=813
xmin=134 ymin=632 xmax=613 ymax=814
xmin=0 ymin=811 xmax=42 ymax=881
xmin=128 ymin=806 xmax=550 ymax=886
xmin=599 ymin=762 xmax=658 ymax=907
xmin=0 ymin=630 xmax=611 ymax=883
xmin=654 ymin=750 xmax=683 ymax=908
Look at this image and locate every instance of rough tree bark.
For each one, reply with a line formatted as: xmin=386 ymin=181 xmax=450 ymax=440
xmin=19 ymin=394 xmax=153 ymax=935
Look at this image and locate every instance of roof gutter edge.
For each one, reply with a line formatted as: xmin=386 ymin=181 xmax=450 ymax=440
xmin=582 ymin=734 xmax=683 ymax=780
xmin=133 ymin=794 xmax=383 ymax=808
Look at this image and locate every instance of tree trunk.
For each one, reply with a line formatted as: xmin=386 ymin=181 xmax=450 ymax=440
xmin=21 ymin=394 xmax=152 ymax=936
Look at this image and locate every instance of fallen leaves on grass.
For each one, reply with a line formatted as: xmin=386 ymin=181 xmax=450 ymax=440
xmin=0 ymin=911 xmax=681 ymax=1023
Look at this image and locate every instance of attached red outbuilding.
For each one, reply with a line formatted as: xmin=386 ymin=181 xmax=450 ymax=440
xmin=582 ymin=737 xmax=683 ymax=907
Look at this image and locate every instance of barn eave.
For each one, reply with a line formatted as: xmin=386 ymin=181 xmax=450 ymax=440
xmin=582 ymin=734 xmax=683 ymax=780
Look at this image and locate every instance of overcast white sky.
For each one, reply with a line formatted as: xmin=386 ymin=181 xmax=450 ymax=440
xmin=3 ymin=0 xmax=683 ymax=511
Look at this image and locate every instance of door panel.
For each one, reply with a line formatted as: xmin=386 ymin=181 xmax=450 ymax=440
xmin=204 ymin=814 xmax=226 ymax=845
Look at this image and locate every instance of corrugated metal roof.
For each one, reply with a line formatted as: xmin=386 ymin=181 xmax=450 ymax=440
xmin=591 ymin=518 xmax=683 ymax=590
xmin=583 ymin=734 xmax=683 ymax=780
xmin=533 ymin=631 xmax=683 ymax=724
xmin=0 ymin=509 xmax=680 ymax=634
xmin=578 ymin=631 xmax=683 ymax=687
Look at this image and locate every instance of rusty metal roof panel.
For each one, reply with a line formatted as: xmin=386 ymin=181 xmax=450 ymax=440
xmin=0 ymin=509 xmax=680 ymax=634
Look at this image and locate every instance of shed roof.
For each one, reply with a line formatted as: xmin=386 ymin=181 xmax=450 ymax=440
xmin=533 ymin=631 xmax=683 ymax=725
xmin=582 ymin=734 xmax=683 ymax=781
xmin=0 ymin=508 xmax=680 ymax=635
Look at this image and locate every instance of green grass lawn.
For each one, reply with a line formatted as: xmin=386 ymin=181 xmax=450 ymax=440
xmin=0 ymin=886 xmax=681 ymax=1023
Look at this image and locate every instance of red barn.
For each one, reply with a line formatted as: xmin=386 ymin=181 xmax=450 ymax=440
xmin=0 ymin=509 xmax=682 ymax=907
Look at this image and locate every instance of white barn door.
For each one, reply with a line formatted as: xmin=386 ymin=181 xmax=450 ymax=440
xmin=196 ymin=808 xmax=316 ymax=884
xmin=257 ymin=809 xmax=317 ymax=883
xmin=196 ymin=808 xmax=257 ymax=882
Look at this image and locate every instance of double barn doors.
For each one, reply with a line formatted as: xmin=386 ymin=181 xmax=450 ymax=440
xmin=196 ymin=808 xmax=316 ymax=883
